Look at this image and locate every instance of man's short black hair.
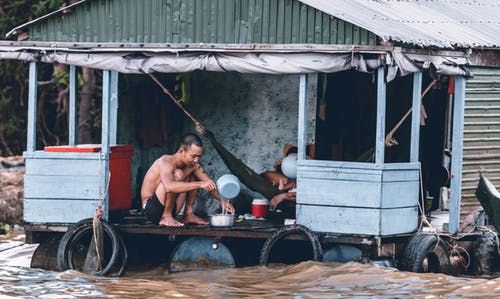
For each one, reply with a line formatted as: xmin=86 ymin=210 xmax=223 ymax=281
xmin=180 ymin=133 xmax=203 ymax=150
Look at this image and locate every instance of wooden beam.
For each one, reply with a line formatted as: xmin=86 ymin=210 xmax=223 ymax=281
xmin=68 ymin=65 xmax=77 ymax=146
xmin=101 ymin=70 xmax=111 ymax=154
xmin=298 ymin=74 xmax=308 ymax=161
xmin=449 ymin=76 xmax=466 ymax=235
xmin=101 ymin=70 xmax=111 ymax=221
xmin=375 ymin=67 xmax=386 ymax=165
xmin=26 ymin=61 xmax=37 ymax=152
xmin=109 ymin=71 xmax=119 ymax=145
xmin=410 ymin=72 xmax=422 ymax=162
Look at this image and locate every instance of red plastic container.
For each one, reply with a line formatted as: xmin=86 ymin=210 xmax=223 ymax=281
xmin=44 ymin=144 xmax=134 ymax=211
xmin=251 ymin=199 xmax=269 ymax=218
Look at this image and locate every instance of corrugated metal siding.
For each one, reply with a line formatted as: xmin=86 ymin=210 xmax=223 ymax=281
xmin=28 ymin=0 xmax=376 ymax=45
xmin=462 ymin=67 xmax=500 ymax=217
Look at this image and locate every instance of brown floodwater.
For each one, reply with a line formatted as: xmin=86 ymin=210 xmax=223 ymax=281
xmin=1 ymin=230 xmax=499 ymax=298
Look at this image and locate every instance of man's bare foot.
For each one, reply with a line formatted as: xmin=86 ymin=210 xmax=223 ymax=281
xmin=159 ymin=216 xmax=184 ymax=227
xmin=183 ymin=212 xmax=209 ymax=225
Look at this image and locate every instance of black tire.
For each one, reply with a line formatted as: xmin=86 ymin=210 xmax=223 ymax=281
xmin=57 ymin=218 xmax=124 ymax=276
xmin=66 ymin=220 xmax=120 ymax=276
xmin=473 ymin=232 xmax=499 ymax=275
xmin=57 ymin=218 xmax=99 ymax=271
xmin=401 ymin=234 xmax=451 ymax=274
xmin=107 ymin=232 xmax=128 ymax=277
xmin=259 ymin=225 xmax=323 ymax=266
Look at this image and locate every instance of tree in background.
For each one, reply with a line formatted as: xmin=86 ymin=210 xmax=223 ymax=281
xmin=0 ymin=0 xmax=100 ymax=155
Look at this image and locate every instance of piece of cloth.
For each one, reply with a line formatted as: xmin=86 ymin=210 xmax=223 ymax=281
xmin=0 ymin=49 xmax=470 ymax=81
xmin=143 ymin=193 xmax=164 ymax=224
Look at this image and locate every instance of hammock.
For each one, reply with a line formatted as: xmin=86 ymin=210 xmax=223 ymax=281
xmin=148 ymin=74 xmax=281 ymax=200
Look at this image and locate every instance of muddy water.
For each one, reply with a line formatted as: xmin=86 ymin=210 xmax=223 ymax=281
xmin=1 ymin=231 xmax=499 ymax=298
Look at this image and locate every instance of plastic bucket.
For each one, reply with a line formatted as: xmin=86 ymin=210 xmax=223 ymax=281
xmin=252 ymin=199 xmax=269 ymax=218
xmin=281 ymin=154 xmax=297 ymax=179
xmin=216 ymin=174 xmax=241 ymax=199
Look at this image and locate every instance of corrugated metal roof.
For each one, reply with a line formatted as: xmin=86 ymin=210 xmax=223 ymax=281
xmin=299 ymin=0 xmax=500 ymax=49
xmin=7 ymin=0 xmax=376 ymax=46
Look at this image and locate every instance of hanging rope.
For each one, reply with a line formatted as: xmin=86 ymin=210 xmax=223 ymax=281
xmin=148 ymin=73 xmax=207 ymax=134
xmin=385 ymin=79 xmax=438 ymax=147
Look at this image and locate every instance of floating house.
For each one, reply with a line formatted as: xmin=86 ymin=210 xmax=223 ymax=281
xmin=1 ymin=0 xmax=499 ymax=275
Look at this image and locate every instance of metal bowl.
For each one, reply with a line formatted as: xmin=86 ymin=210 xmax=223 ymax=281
xmin=209 ymin=214 xmax=235 ymax=227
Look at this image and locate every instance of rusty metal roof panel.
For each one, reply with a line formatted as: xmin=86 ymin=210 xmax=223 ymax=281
xmin=299 ymin=0 xmax=500 ymax=49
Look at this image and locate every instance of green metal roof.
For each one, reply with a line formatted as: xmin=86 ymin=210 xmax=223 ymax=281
xmin=10 ymin=0 xmax=377 ymax=45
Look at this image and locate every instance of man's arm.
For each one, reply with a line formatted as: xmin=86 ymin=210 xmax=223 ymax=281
xmin=193 ymin=165 xmax=235 ymax=214
xmin=159 ymin=160 xmax=208 ymax=193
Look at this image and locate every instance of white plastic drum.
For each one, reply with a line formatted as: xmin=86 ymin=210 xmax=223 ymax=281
xmin=281 ymin=154 xmax=297 ymax=179
xmin=216 ymin=174 xmax=241 ymax=199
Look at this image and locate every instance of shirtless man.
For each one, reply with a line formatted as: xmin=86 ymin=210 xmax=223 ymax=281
xmin=141 ymin=133 xmax=235 ymax=227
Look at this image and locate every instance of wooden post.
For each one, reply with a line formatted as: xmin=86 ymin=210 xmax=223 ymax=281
xmin=68 ymin=65 xmax=77 ymax=146
xmin=410 ymin=72 xmax=422 ymax=162
xmin=449 ymin=76 xmax=466 ymax=235
xmin=101 ymin=70 xmax=111 ymax=220
xmin=27 ymin=62 xmax=38 ymax=153
xmin=375 ymin=67 xmax=386 ymax=165
xmin=109 ymin=71 xmax=119 ymax=145
xmin=298 ymin=74 xmax=308 ymax=161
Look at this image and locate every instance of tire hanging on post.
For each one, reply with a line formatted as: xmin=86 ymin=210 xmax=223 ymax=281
xmin=56 ymin=218 xmax=127 ymax=276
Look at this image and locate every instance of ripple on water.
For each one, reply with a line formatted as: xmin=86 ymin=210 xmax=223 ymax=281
xmin=1 ymin=233 xmax=499 ymax=298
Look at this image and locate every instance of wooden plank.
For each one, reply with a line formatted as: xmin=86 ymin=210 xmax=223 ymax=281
xmin=109 ymin=71 xmax=119 ymax=145
xmin=102 ymin=70 xmax=111 ymax=154
xmin=298 ymin=159 xmax=380 ymax=169
xmin=27 ymin=62 xmax=37 ymax=152
xmin=297 ymin=204 xmax=380 ymax=235
xmin=101 ymin=70 xmax=111 ymax=220
xmin=450 ymin=76 xmax=466 ymax=234
xmin=68 ymin=65 xmax=77 ymax=146
xmin=23 ymin=150 xmax=101 ymax=160
xmin=298 ymin=74 xmax=308 ymax=161
xmin=24 ymin=199 xmax=99 ymax=224
xmin=382 ymin=168 xmax=419 ymax=182
xmin=410 ymin=72 xmax=422 ymax=162
xmin=298 ymin=169 xmax=381 ymax=182
xmin=25 ymin=158 xmax=101 ymax=176
xmin=297 ymin=178 xmax=381 ymax=207
xmin=24 ymin=174 xmax=104 ymax=200
xmin=380 ymin=207 xmax=419 ymax=235
xmin=375 ymin=67 xmax=386 ymax=165
xmin=297 ymin=204 xmax=418 ymax=235
xmin=381 ymin=181 xmax=419 ymax=208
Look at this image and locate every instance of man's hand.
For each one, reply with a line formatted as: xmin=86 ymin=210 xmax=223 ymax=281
xmin=221 ymin=200 xmax=235 ymax=214
xmin=270 ymin=192 xmax=296 ymax=210
xmin=200 ymin=179 xmax=217 ymax=192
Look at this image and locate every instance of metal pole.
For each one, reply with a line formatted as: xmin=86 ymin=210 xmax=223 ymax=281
xmin=375 ymin=67 xmax=386 ymax=165
xmin=410 ymin=72 xmax=422 ymax=162
xmin=101 ymin=70 xmax=111 ymax=221
xmin=298 ymin=74 xmax=308 ymax=161
xmin=449 ymin=76 xmax=466 ymax=235
xmin=68 ymin=65 xmax=77 ymax=146
xmin=26 ymin=62 xmax=38 ymax=152
xmin=109 ymin=71 xmax=119 ymax=145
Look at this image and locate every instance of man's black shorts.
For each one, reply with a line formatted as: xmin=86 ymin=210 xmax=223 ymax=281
xmin=143 ymin=193 xmax=164 ymax=224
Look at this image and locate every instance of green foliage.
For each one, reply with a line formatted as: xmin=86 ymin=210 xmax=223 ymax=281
xmin=0 ymin=0 xmax=65 ymax=155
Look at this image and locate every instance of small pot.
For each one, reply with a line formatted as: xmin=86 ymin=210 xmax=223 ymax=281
xmin=209 ymin=214 xmax=235 ymax=227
